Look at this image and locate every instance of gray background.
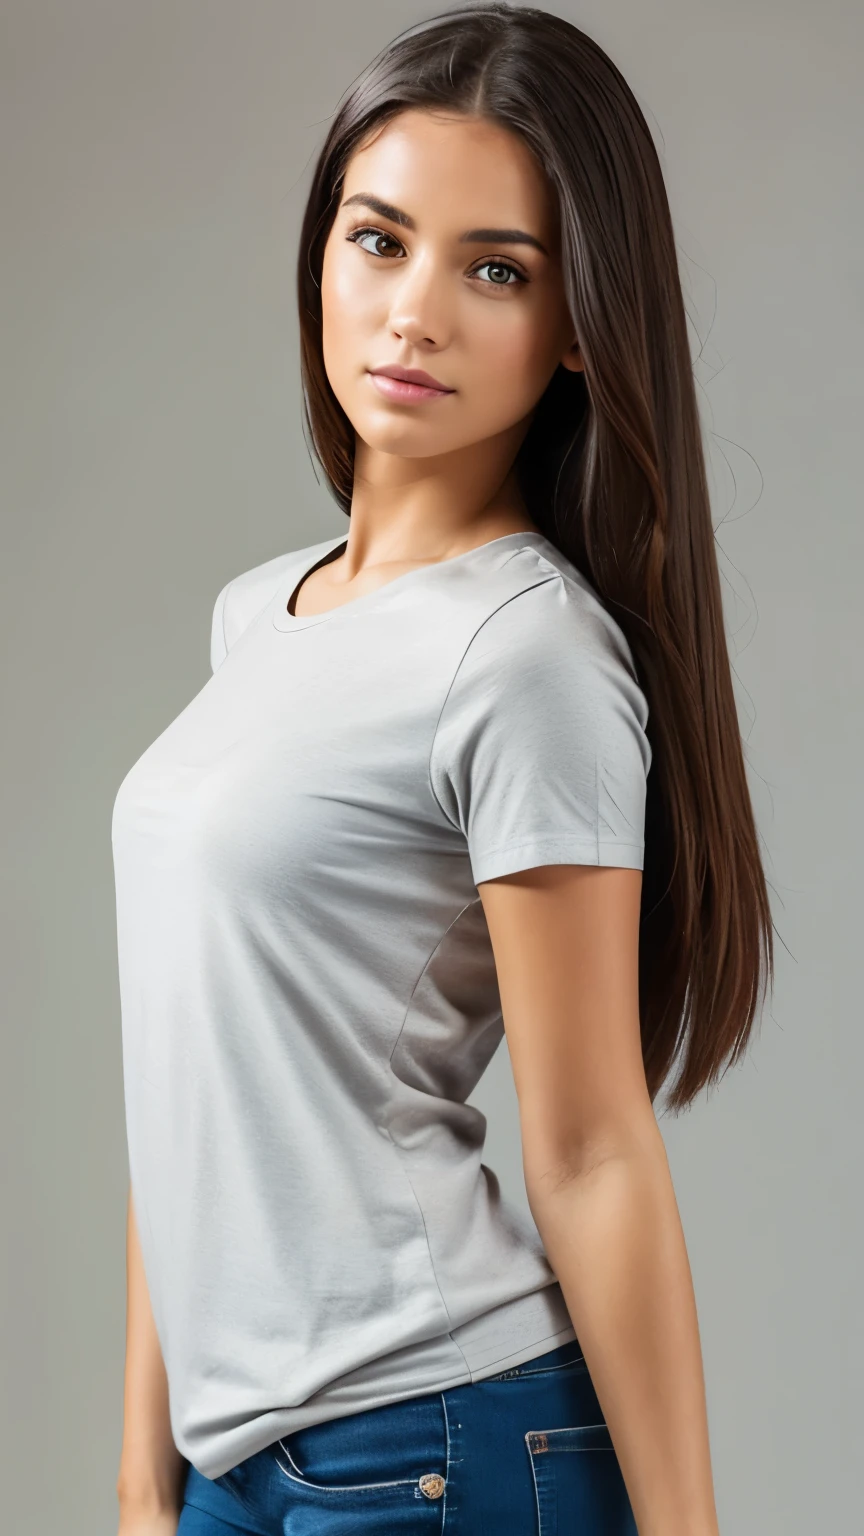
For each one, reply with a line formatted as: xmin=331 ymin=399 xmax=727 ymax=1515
xmin=1 ymin=2 xmax=860 ymax=1531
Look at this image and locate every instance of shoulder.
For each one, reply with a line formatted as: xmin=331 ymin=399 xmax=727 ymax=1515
xmin=460 ymin=540 xmax=643 ymax=700
xmin=429 ymin=541 xmax=653 ymax=858
xmin=210 ymin=534 xmax=345 ymax=670
xmin=432 ymin=539 xmax=652 ymax=789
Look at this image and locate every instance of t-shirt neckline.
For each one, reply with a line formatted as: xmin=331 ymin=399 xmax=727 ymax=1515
xmin=271 ymin=529 xmax=553 ymax=632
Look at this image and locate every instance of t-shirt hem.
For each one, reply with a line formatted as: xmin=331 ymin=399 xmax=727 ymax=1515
xmin=448 ymin=1277 xmax=576 ymax=1375
xmin=470 ymin=835 xmax=645 ymax=884
xmin=183 ymin=1283 xmax=577 ymax=1481
xmin=467 ymin=1320 xmax=578 ymax=1382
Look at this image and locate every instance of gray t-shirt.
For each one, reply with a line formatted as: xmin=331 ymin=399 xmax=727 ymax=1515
xmin=111 ymin=529 xmax=652 ymax=1480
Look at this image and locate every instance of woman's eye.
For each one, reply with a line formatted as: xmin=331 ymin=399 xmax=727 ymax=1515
xmin=347 ymin=227 xmax=403 ymax=258
xmin=471 ymin=260 xmax=525 ymax=288
xmin=346 ymin=227 xmax=526 ymax=288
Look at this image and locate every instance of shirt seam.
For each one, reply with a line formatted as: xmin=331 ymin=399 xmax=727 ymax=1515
xmin=426 ymin=561 xmax=562 ymax=832
xmin=385 ymin=895 xmax=482 ymax=1372
xmin=219 ymin=579 xmax=230 ymax=661
xmin=471 ymin=832 xmax=646 ymax=860
xmin=210 ymin=578 xmax=232 ymax=670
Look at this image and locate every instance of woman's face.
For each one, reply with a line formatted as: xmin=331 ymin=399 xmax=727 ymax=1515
xmin=320 ymin=108 xmax=582 ymax=462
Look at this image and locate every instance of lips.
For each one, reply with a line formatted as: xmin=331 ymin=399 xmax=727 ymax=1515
xmin=369 ymin=365 xmax=454 ymax=392
xmin=367 ymin=366 xmax=455 ymax=404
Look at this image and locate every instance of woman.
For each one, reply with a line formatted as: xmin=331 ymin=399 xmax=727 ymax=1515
xmin=113 ymin=6 xmax=773 ymax=1533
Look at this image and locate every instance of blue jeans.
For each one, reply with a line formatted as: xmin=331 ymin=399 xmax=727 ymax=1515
xmin=178 ymin=1337 xmax=637 ymax=1533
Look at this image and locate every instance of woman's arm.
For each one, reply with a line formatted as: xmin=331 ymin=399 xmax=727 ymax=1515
xmin=116 ymin=1184 xmax=188 ymax=1533
xmin=478 ymin=863 xmax=720 ymax=1536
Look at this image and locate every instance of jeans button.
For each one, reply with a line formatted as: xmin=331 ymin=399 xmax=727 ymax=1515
xmin=418 ymin=1472 xmax=446 ymax=1499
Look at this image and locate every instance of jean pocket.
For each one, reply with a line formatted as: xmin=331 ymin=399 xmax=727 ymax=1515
xmin=273 ymin=1432 xmax=446 ymax=1503
xmin=525 ymin=1424 xmax=637 ymax=1534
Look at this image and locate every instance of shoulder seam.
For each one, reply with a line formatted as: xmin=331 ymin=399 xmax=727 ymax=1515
xmin=210 ymin=579 xmax=232 ymax=672
xmin=426 ymin=570 xmax=561 ymax=830
xmin=219 ymin=578 xmax=230 ymax=659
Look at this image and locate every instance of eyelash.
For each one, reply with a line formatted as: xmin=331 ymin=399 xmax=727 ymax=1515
xmin=345 ymin=225 xmax=528 ymax=288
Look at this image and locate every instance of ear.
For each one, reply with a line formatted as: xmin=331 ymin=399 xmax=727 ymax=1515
xmin=560 ymin=336 xmax=585 ymax=374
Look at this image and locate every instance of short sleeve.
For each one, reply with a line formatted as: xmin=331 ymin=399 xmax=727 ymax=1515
xmin=210 ymin=581 xmax=231 ymax=673
xmin=428 ymin=576 xmax=652 ymax=885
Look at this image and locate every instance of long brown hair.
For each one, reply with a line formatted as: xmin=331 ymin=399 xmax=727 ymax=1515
xmin=295 ymin=3 xmax=775 ymax=1110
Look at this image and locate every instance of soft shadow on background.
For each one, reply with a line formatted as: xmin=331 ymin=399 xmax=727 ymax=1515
xmin=1 ymin=3 xmax=860 ymax=1531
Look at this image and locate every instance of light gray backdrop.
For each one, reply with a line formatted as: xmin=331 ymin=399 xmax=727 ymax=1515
xmin=1 ymin=2 xmax=860 ymax=1531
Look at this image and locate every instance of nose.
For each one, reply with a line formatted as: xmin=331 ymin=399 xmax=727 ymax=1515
xmin=387 ymin=251 xmax=451 ymax=350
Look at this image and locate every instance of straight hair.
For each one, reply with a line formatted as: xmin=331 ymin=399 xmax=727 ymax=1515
xmin=294 ymin=2 xmax=775 ymax=1110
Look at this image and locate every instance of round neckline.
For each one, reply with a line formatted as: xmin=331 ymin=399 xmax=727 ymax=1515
xmin=271 ymin=529 xmax=553 ymax=632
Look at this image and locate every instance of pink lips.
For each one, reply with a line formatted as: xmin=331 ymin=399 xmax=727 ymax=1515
xmin=368 ymin=367 xmax=455 ymax=403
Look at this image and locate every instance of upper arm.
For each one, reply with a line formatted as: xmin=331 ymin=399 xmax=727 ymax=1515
xmin=477 ymin=863 xmax=655 ymax=1190
xmin=428 ymin=574 xmax=656 ymax=1180
xmin=429 ymin=576 xmax=652 ymax=886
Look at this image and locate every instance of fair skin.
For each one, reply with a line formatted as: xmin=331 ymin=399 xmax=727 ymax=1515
xmin=117 ymin=1190 xmax=188 ymax=1533
xmin=118 ymin=107 xmax=720 ymax=1536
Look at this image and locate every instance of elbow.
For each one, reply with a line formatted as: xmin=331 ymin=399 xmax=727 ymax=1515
xmin=523 ymin=1115 xmax=668 ymax=1205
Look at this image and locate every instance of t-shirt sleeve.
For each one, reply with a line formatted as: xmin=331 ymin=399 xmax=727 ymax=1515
xmin=210 ymin=581 xmax=231 ymax=673
xmin=428 ymin=575 xmax=652 ymax=885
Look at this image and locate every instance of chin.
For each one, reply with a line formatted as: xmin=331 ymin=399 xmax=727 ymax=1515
xmin=357 ymin=416 xmax=451 ymax=453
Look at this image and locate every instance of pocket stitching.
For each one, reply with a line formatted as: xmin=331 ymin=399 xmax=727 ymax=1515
xmin=527 ymin=1433 xmax=543 ymax=1529
xmin=486 ymin=1354 xmax=586 ymax=1383
xmin=524 ymin=1421 xmax=612 ymax=1456
xmin=274 ymin=1439 xmax=422 ymax=1495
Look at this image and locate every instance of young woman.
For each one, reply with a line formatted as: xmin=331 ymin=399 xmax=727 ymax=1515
xmin=113 ymin=7 xmax=773 ymax=1534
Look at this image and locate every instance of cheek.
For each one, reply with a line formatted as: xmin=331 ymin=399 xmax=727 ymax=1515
xmin=320 ymin=248 xmax=372 ymax=379
xmin=466 ymin=300 xmax=560 ymax=410
xmin=320 ymin=257 xmax=345 ymax=358
xmin=322 ymin=245 xmax=360 ymax=316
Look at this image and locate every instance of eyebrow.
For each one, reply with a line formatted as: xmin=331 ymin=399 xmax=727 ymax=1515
xmin=340 ymin=192 xmax=549 ymax=257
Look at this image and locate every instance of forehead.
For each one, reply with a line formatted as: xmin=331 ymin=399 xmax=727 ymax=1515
xmin=342 ymin=108 xmax=558 ymax=235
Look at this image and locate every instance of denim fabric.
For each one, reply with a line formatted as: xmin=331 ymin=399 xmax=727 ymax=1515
xmin=178 ymin=1338 xmax=637 ymax=1534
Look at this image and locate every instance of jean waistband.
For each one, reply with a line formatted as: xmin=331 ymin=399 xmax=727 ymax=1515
xmin=484 ymin=1334 xmax=585 ymax=1382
